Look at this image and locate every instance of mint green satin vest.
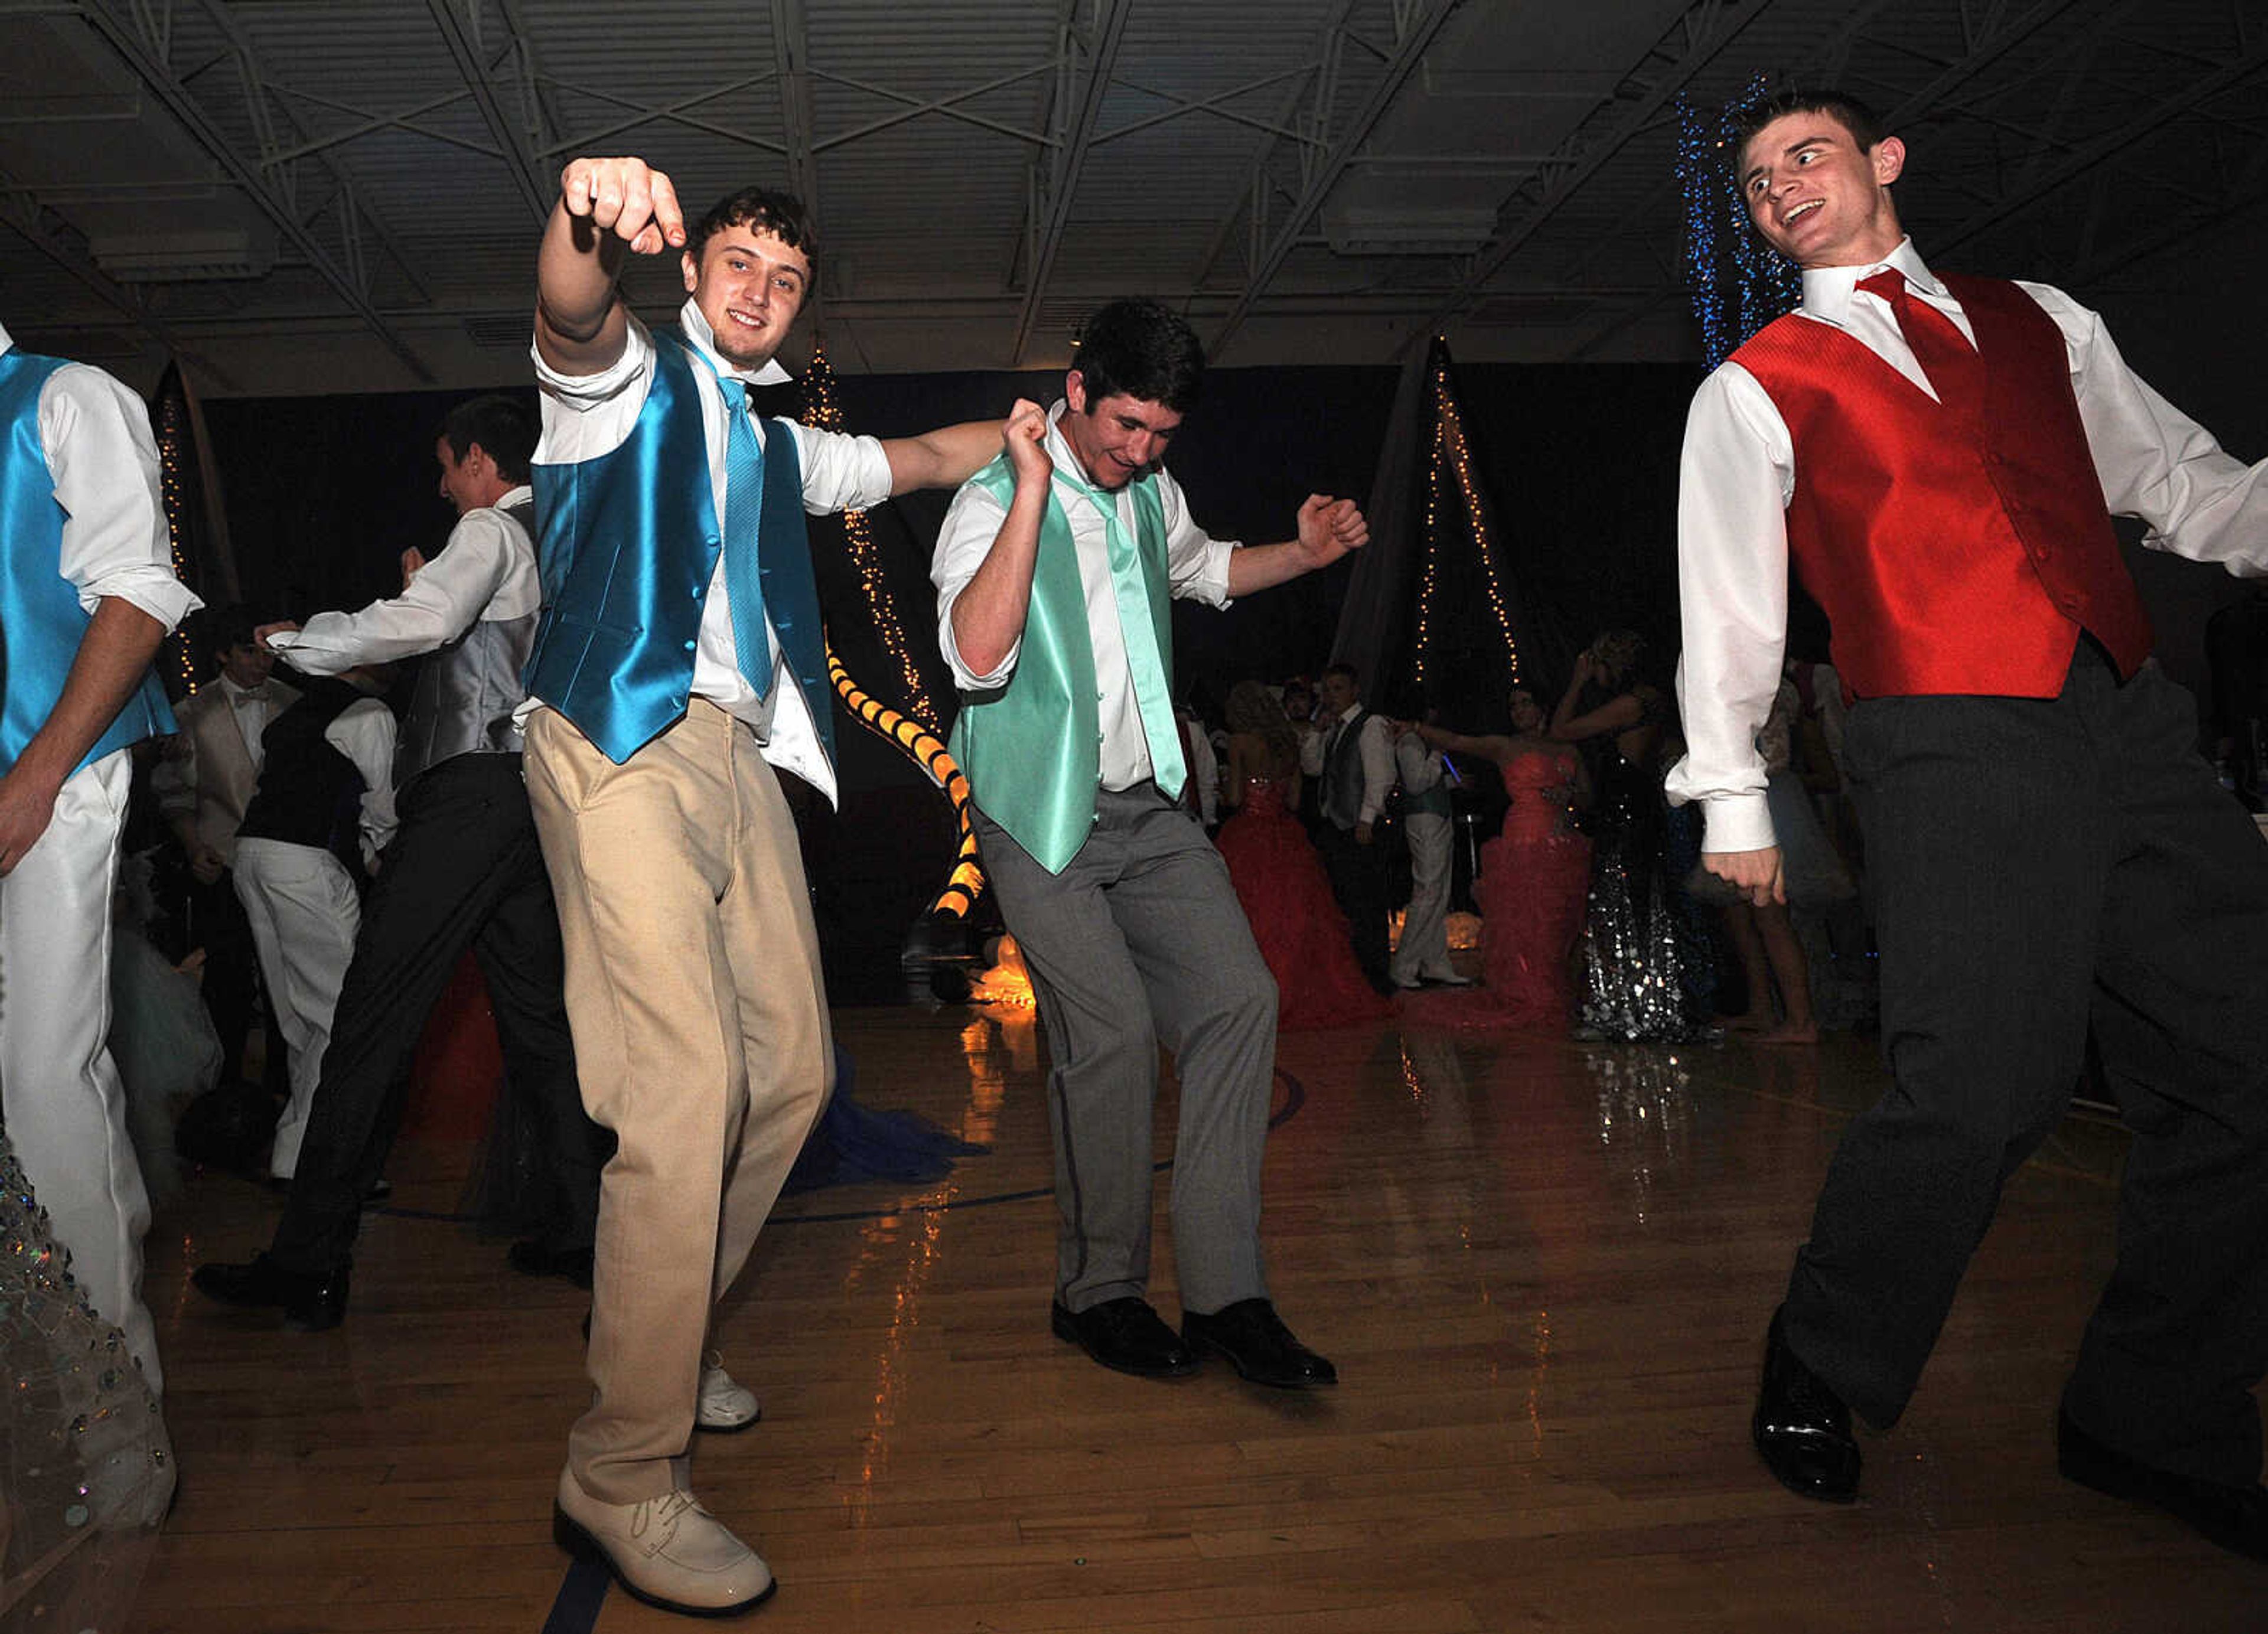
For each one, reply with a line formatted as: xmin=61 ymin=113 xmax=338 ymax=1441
xmin=948 ymin=456 xmax=1171 ymax=875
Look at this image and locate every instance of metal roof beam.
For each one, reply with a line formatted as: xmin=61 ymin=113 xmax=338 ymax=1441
xmin=1010 ymin=0 xmax=1133 ymax=363
xmin=76 ymin=0 xmax=432 ymax=379
xmin=1207 ymin=0 xmax=1463 ymax=359
xmin=542 ymin=73 xmax=785 ymax=158
xmin=1409 ymin=0 xmax=1791 ymax=346
xmin=767 ymin=0 xmax=821 ymax=239
xmin=0 ymin=164 xmax=239 ymax=389
xmin=807 ymin=61 xmax=1054 ymax=154
xmin=1934 ymin=44 xmax=2268 ymax=258
xmin=425 ymin=0 xmax=550 ymax=225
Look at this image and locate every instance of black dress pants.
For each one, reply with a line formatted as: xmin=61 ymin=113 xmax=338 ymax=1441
xmin=1316 ymin=820 xmax=1393 ymax=993
xmin=269 ymin=753 xmax=604 ymax=1276
xmin=1782 ymin=645 xmax=2268 ymax=1486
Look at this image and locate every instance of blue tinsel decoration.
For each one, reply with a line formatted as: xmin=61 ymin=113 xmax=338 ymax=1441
xmin=1677 ymin=76 xmax=1803 ymax=369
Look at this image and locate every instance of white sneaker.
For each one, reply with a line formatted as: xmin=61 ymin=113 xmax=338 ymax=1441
xmin=697 ymin=1352 xmax=762 ymax=1434
xmin=553 ymin=1466 xmax=774 ymax=1615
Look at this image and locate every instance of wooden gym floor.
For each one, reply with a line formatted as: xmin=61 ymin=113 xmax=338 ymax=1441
xmin=133 ymin=1003 xmax=2262 ymax=1632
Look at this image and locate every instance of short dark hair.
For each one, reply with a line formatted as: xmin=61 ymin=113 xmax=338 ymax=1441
xmin=692 ymin=186 xmax=817 ymax=286
xmin=1071 ymin=298 xmax=1205 ymax=413
xmin=439 ymin=394 xmax=537 ymax=484
xmin=211 ymin=604 xmax=263 ymax=653
xmin=1731 ymin=88 xmax=1887 ymax=174
xmin=1322 ymin=660 xmax=1360 ymax=688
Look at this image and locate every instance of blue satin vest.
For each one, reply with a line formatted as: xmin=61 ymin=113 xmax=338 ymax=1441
xmin=527 ymin=328 xmax=826 ymax=767
xmin=0 ymin=348 xmax=176 ymax=775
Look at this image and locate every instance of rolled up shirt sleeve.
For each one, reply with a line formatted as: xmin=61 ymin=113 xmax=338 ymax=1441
xmin=43 ymin=364 xmax=200 ymax=631
xmin=932 ymin=479 xmax=1021 ymax=691
xmin=1663 ymin=361 xmax=1790 ymax=855
xmin=1159 ymin=470 xmax=1236 ymax=606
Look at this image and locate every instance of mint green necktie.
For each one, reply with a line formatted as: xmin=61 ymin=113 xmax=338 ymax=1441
xmin=1057 ymin=467 xmax=1186 ymax=799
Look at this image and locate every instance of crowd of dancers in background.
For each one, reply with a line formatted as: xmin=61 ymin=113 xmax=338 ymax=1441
xmin=1190 ymin=629 xmax=1872 ymax=1047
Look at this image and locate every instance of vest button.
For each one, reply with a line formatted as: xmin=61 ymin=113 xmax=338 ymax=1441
xmin=683 ymin=640 xmax=697 ymax=651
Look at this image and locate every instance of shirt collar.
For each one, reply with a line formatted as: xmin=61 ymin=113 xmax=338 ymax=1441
xmin=1799 ymin=236 xmax=1942 ymax=327
xmin=498 ymin=484 xmax=533 ymax=507
xmin=1335 ymin=702 xmax=1364 ymax=726
xmin=1042 ymin=398 xmax=1110 ymax=494
xmin=677 ymin=297 xmax=792 ymax=388
xmin=0 ymin=319 xmax=13 ymax=357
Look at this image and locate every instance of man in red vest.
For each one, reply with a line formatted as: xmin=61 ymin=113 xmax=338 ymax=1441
xmin=1670 ymin=89 xmax=2268 ymax=1558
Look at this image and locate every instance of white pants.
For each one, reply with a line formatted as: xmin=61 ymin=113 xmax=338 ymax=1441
xmin=0 ymin=748 xmax=161 ymax=1392
xmin=1391 ymin=811 xmax=1457 ymax=984
xmin=233 ymin=837 xmax=359 ymax=1179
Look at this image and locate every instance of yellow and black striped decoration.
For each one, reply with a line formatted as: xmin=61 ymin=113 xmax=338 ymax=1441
xmin=827 ymin=645 xmax=985 ymax=921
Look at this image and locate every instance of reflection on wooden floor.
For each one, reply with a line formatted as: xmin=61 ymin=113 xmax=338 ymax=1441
xmin=138 ymin=1005 xmax=2260 ymax=1632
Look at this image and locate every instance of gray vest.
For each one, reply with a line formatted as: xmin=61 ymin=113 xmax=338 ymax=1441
xmin=1322 ymin=708 xmax=1370 ymax=830
xmin=392 ymin=495 xmax=539 ymax=789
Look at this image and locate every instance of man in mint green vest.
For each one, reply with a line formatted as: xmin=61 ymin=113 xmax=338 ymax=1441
xmin=524 ymin=156 xmax=1002 ymax=1618
xmin=1 ymin=319 xmax=200 ymax=1400
xmin=936 ymin=298 xmax=1370 ymax=1391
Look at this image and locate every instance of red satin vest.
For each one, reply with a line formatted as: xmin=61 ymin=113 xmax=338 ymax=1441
xmin=1731 ymin=273 xmax=2152 ymax=699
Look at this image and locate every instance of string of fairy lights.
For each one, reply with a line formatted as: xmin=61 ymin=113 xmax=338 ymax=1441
xmin=1410 ymin=338 xmax=1522 ymax=692
xmin=797 ymin=339 xmax=939 ymax=729
xmin=1677 ymin=76 xmax=1801 ymax=370
xmin=152 ymin=383 xmax=200 ymax=693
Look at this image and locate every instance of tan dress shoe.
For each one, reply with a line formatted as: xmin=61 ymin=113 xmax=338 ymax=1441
xmin=553 ymin=1466 xmax=775 ymax=1615
xmin=697 ymin=1352 xmax=762 ymax=1433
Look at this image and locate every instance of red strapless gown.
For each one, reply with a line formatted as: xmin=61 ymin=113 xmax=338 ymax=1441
xmin=1215 ymin=777 xmax=1392 ymax=1030
xmin=1407 ymin=748 xmax=1592 ymax=1032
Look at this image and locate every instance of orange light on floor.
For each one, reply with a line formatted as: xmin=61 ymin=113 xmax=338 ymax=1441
xmin=966 ymin=935 xmax=1038 ymax=1009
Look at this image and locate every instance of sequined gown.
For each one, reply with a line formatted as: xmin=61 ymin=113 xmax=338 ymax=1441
xmin=1406 ymin=748 xmax=1592 ymax=1032
xmin=1577 ymin=743 xmax=1700 ymax=1041
xmin=1216 ymin=775 xmax=1391 ymax=1030
xmin=1 ymin=1129 xmax=174 ymax=1631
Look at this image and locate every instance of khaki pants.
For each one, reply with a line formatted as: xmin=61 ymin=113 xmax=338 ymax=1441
xmin=525 ymin=702 xmax=832 ymax=1504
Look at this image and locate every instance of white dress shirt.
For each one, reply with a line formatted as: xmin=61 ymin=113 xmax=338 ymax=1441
xmin=2 ymin=320 xmax=201 ymax=636
xmin=932 ymin=400 xmax=1236 ymax=792
xmin=530 ymin=301 xmax=894 ymax=806
xmin=1394 ymin=730 xmax=1446 ymax=805
xmin=1300 ymin=703 xmax=1396 ymax=827
xmin=272 ymin=487 xmax=540 ymax=673
xmin=219 ymin=673 xmax=273 ymax=773
xmin=321 ymin=697 xmax=397 ymax=865
xmin=1669 ymin=237 xmax=2268 ymax=853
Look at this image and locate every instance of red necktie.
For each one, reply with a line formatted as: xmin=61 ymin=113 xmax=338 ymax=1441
xmin=1857 ymin=268 xmax=1982 ymax=419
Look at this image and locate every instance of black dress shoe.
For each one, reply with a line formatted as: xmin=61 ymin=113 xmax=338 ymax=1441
xmin=1051 ymin=1297 xmax=1200 ymax=1378
xmin=190 ymin=1253 xmax=350 ymax=1332
xmin=2059 ymin=1408 xmax=2268 ymax=1562
xmin=1182 ymin=1299 xmax=1337 ymax=1388
xmin=509 ymin=1238 xmax=596 ymax=1289
xmin=1753 ymin=1307 xmax=1859 ymax=1502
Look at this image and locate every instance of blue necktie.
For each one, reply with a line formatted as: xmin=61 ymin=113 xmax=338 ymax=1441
xmin=1057 ymin=467 xmax=1186 ymax=799
xmin=715 ymin=377 xmax=773 ymax=697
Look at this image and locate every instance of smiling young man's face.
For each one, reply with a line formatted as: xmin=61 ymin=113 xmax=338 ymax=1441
xmin=1059 ymin=371 xmax=1184 ymax=491
xmin=1739 ymin=108 xmax=1906 ymax=270
xmin=683 ymin=223 xmax=809 ymax=368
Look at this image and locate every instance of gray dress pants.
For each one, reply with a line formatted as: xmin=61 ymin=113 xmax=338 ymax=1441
xmin=973 ymin=783 xmax=1278 ymax=1315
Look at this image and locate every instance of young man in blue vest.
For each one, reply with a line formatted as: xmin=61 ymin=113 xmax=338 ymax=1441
xmin=1673 ymin=90 xmax=2268 ymax=1558
xmin=0 ymin=318 xmax=200 ymax=1395
xmin=526 ymin=155 xmax=1002 ymax=1617
xmin=934 ymin=298 xmax=1368 ymax=1394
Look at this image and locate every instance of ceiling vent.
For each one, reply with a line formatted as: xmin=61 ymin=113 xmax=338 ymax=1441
xmin=87 ymin=225 xmax=276 ymax=282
